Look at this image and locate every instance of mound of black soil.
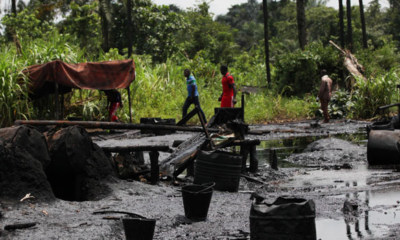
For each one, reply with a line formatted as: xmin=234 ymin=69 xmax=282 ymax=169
xmin=0 ymin=135 xmax=54 ymax=201
xmin=45 ymin=126 xmax=115 ymax=201
xmin=0 ymin=125 xmax=51 ymax=171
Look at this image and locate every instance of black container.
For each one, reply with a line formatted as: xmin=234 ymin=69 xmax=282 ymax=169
xmin=213 ymin=108 xmax=244 ymax=125
xmin=194 ymin=150 xmax=242 ymax=192
xmin=367 ymin=130 xmax=400 ymax=165
xmin=181 ymin=183 xmax=214 ymax=221
xmin=250 ymin=197 xmax=316 ymax=240
xmin=122 ymin=218 xmax=156 ymax=240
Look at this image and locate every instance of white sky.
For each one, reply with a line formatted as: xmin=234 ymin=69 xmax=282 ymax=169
xmin=152 ymin=0 xmax=390 ymax=17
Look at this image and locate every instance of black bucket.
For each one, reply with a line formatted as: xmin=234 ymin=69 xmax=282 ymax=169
xmin=250 ymin=196 xmax=316 ymax=240
xmin=122 ymin=218 xmax=156 ymax=240
xmin=181 ymin=183 xmax=214 ymax=221
xmin=194 ymin=150 xmax=242 ymax=192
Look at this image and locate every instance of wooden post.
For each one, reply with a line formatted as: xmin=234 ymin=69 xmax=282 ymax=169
xmin=127 ymin=87 xmax=132 ymax=123
xmin=240 ymin=145 xmax=249 ymax=173
xmin=241 ymin=93 xmax=245 ymax=122
xmin=55 ymin=83 xmax=59 ymax=120
xmin=60 ymin=93 xmax=64 ymax=120
xmin=197 ymin=106 xmax=214 ymax=148
xmin=149 ymin=151 xmax=159 ymax=184
xmin=269 ymin=149 xmax=278 ymax=170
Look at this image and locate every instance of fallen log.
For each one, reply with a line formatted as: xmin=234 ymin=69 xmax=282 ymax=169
xmin=329 ymin=40 xmax=367 ymax=82
xmin=14 ymin=120 xmax=220 ymax=133
xmin=101 ymin=145 xmax=170 ymax=153
xmin=4 ymin=222 xmax=37 ymax=231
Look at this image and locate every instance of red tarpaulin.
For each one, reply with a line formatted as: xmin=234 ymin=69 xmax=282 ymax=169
xmin=23 ymin=59 xmax=135 ymax=96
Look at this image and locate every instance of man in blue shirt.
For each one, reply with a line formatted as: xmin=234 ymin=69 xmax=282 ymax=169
xmin=182 ymin=69 xmax=207 ymax=123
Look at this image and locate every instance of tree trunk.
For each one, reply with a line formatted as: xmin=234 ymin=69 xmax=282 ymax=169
xmin=359 ymin=0 xmax=368 ymax=49
xmin=100 ymin=10 xmax=109 ymax=52
xmin=346 ymin=0 xmax=353 ymax=52
xmin=296 ymin=0 xmax=307 ymax=50
xmin=339 ymin=0 xmax=345 ymax=48
xmin=262 ymin=0 xmax=271 ymax=84
xmin=11 ymin=0 xmax=17 ymax=16
xmin=127 ymin=0 xmax=133 ymax=58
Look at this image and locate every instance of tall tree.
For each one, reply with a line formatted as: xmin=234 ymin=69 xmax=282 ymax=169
xmin=99 ymin=0 xmax=112 ymax=52
xmin=11 ymin=0 xmax=17 ymax=15
xmin=346 ymin=0 xmax=353 ymax=51
xmin=262 ymin=0 xmax=271 ymax=84
xmin=296 ymin=0 xmax=307 ymax=50
xmin=127 ymin=0 xmax=132 ymax=58
xmin=338 ymin=0 xmax=345 ymax=48
xmin=359 ymin=0 xmax=367 ymax=48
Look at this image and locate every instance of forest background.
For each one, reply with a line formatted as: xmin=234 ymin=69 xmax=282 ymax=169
xmin=0 ymin=0 xmax=399 ymax=128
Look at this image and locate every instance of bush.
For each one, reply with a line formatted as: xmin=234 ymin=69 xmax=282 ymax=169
xmin=274 ymin=42 xmax=342 ymax=96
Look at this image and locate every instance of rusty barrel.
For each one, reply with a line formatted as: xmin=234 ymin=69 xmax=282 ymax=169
xmin=367 ymin=130 xmax=400 ymax=165
xmin=194 ymin=150 xmax=242 ymax=192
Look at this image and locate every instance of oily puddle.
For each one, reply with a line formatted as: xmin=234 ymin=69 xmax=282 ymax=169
xmin=256 ymin=129 xmax=367 ymax=168
xmin=316 ymin=188 xmax=400 ymax=240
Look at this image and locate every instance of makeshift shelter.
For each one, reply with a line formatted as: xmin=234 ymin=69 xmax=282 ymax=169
xmin=23 ymin=59 xmax=136 ymax=121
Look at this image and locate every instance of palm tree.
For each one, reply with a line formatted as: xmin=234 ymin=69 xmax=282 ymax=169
xmin=127 ymin=0 xmax=132 ymax=58
xmin=99 ymin=0 xmax=112 ymax=52
xmin=262 ymin=0 xmax=271 ymax=84
xmin=12 ymin=0 xmax=17 ymax=15
xmin=297 ymin=0 xmax=307 ymax=50
xmin=346 ymin=0 xmax=353 ymax=52
xmin=339 ymin=0 xmax=345 ymax=48
xmin=359 ymin=0 xmax=367 ymax=49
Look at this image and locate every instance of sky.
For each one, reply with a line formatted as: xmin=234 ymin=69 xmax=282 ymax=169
xmin=152 ymin=0 xmax=390 ymax=17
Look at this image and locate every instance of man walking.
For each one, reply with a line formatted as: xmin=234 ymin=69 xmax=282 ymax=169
xmin=218 ymin=65 xmax=237 ymax=108
xmin=182 ymin=69 xmax=207 ymax=123
xmin=318 ymin=70 xmax=333 ymax=123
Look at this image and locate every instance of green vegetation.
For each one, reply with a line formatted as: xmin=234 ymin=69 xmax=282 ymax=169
xmin=0 ymin=0 xmax=399 ymax=128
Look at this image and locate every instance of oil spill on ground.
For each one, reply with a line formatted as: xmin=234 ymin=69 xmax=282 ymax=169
xmin=317 ymin=188 xmax=400 ymax=240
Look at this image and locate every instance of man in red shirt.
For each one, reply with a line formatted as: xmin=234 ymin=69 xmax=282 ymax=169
xmin=218 ymin=65 xmax=237 ymax=108
xmin=104 ymin=89 xmax=123 ymax=122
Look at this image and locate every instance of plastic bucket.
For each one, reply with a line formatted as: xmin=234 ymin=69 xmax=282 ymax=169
xmin=194 ymin=150 xmax=242 ymax=192
xmin=181 ymin=183 xmax=214 ymax=221
xmin=250 ymin=197 xmax=316 ymax=240
xmin=122 ymin=218 xmax=156 ymax=240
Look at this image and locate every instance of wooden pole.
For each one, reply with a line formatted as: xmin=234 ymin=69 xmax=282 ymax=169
xmin=55 ymin=83 xmax=59 ymax=120
xmin=127 ymin=87 xmax=132 ymax=123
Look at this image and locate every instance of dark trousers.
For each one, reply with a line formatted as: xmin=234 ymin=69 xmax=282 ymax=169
xmin=182 ymin=96 xmax=207 ymax=123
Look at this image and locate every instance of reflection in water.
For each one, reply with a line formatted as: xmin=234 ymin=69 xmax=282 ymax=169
xmin=317 ymin=188 xmax=400 ymax=240
xmin=256 ymin=129 xmax=367 ymax=168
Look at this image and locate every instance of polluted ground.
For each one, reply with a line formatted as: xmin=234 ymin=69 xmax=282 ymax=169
xmin=1 ymin=108 xmax=400 ymax=240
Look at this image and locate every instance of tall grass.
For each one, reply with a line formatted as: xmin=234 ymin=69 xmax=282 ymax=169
xmin=0 ymin=46 xmax=30 ymax=127
xmin=351 ymin=69 xmax=399 ymax=119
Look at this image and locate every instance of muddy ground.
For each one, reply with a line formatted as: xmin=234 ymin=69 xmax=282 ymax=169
xmin=1 ymin=120 xmax=400 ymax=239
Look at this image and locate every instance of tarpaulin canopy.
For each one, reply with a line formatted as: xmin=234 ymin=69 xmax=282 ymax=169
xmin=23 ymin=59 xmax=135 ymax=97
